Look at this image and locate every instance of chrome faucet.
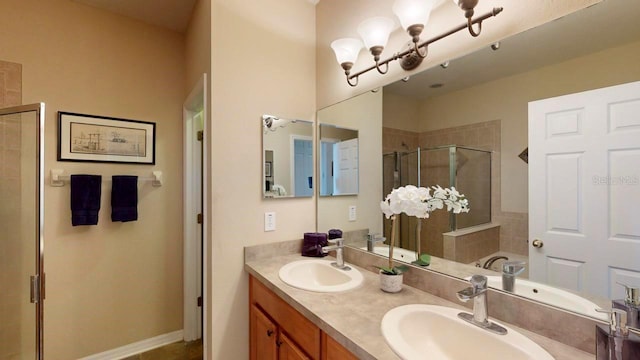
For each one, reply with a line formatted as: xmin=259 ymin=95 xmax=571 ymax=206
xmin=502 ymin=260 xmax=526 ymax=292
xmin=366 ymin=233 xmax=385 ymax=252
xmin=456 ymin=275 xmax=507 ymax=335
xmin=322 ymin=238 xmax=351 ymax=271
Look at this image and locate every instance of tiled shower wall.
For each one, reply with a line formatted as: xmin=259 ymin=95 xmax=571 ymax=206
xmin=382 ymin=120 xmax=529 ymax=259
xmin=0 ymin=60 xmax=24 ymax=359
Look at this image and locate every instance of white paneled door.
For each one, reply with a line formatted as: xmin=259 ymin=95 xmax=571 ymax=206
xmin=332 ymin=138 xmax=359 ymax=195
xmin=529 ymin=81 xmax=640 ymax=300
xmin=293 ymin=138 xmax=313 ymax=197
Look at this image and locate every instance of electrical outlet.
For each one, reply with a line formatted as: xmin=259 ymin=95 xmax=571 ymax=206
xmin=348 ymin=205 xmax=357 ymax=221
xmin=264 ymin=212 xmax=276 ymax=231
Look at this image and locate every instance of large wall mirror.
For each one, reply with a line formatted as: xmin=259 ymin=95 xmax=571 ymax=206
xmin=318 ymin=124 xmax=359 ymax=196
xmin=317 ymin=0 xmax=640 ymax=325
xmin=262 ymin=115 xmax=314 ymax=198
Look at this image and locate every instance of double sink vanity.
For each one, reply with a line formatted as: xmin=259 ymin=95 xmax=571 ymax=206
xmin=245 ymin=239 xmax=595 ymax=359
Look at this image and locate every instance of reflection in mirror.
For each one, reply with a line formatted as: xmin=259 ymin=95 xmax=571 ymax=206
xmin=316 ymin=0 xmax=640 ymax=324
xmin=316 ymin=90 xmax=382 ymax=235
xmin=262 ymin=115 xmax=313 ymax=198
xmin=382 ymin=145 xmax=491 ymax=258
xmin=319 ymin=124 xmax=359 ymax=196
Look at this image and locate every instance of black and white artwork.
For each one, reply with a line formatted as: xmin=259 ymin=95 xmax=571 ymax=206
xmin=58 ymin=112 xmax=156 ymax=164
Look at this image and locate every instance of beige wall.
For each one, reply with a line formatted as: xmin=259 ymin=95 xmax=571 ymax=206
xmin=317 ymin=90 xmax=383 ymax=234
xmin=316 ymin=0 xmax=600 ymax=109
xmin=185 ymin=0 xmax=212 ymax=94
xmin=209 ymin=0 xmax=316 ymax=358
xmin=383 ymin=92 xmax=421 ymax=132
xmin=184 ymin=1 xmax=212 ymax=355
xmin=0 ymin=0 xmax=186 ymax=358
xmin=418 ymin=40 xmax=640 ymax=213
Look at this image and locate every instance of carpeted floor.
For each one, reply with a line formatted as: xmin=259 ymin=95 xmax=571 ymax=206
xmin=122 ymin=340 xmax=202 ymax=360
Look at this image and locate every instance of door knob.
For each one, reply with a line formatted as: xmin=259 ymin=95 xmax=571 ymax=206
xmin=532 ymin=239 xmax=544 ymax=248
xmin=267 ymin=329 xmax=274 ymax=337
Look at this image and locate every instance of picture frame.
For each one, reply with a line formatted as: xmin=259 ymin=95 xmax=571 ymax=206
xmin=58 ymin=112 xmax=156 ymax=164
xmin=265 ymin=161 xmax=272 ymax=177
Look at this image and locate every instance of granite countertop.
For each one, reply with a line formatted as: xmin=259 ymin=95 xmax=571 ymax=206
xmin=244 ymin=253 xmax=594 ymax=360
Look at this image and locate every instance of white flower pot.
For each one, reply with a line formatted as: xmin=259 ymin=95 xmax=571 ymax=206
xmin=379 ymin=271 xmax=403 ymax=293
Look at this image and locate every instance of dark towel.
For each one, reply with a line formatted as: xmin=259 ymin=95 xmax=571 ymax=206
xmin=70 ymin=175 xmax=102 ymax=226
xmin=111 ymin=175 xmax=138 ymax=222
xmin=302 ymin=232 xmax=328 ymax=257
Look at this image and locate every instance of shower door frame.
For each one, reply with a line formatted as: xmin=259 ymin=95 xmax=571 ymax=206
xmin=0 ymin=103 xmax=46 ymax=359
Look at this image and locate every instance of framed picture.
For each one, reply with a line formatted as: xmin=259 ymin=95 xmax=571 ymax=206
xmin=58 ymin=112 xmax=156 ymax=164
xmin=265 ymin=161 xmax=272 ymax=177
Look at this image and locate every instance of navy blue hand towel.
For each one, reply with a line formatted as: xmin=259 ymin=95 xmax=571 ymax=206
xmin=111 ymin=175 xmax=138 ymax=222
xmin=70 ymin=174 xmax=102 ymax=226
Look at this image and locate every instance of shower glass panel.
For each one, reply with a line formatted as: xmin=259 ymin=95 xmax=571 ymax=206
xmin=382 ymin=150 xmax=421 ymax=251
xmin=383 ymin=145 xmax=491 ymax=258
xmin=421 ymin=147 xmax=452 ymax=258
xmin=0 ymin=104 xmax=45 ymax=360
xmin=455 ymin=147 xmax=492 ymax=229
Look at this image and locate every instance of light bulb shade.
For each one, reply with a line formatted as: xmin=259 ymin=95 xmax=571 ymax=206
xmin=357 ymin=16 xmax=395 ymax=50
xmin=393 ymin=0 xmax=435 ymax=30
xmin=330 ymin=38 xmax=364 ymax=65
xmin=452 ymin=0 xmax=478 ymax=11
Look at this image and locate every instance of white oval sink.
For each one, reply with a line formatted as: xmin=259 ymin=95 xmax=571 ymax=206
xmin=381 ymin=304 xmax=554 ymax=360
xmin=278 ymin=259 xmax=363 ymax=292
xmin=483 ymin=276 xmax=607 ymax=321
xmin=360 ymin=245 xmax=418 ymax=262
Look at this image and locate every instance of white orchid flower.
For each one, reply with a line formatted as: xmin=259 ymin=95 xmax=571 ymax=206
xmin=380 ymin=200 xmax=394 ymax=219
xmin=432 ymin=185 xmax=447 ymax=199
xmin=380 ymin=185 xmax=469 ymax=219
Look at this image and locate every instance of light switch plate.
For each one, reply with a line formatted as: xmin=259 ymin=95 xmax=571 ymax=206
xmin=348 ymin=205 xmax=357 ymax=222
xmin=264 ymin=212 xmax=276 ymax=231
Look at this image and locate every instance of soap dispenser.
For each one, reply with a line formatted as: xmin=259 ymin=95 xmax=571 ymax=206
xmin=595 ymin=308 xmax=640 ymax=360
xmin=613 ymin=282 xmax=640 ymax=329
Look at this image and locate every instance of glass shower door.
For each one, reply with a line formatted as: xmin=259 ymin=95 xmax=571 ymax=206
xmin=0 ymin=104 xmax=45 ymax=360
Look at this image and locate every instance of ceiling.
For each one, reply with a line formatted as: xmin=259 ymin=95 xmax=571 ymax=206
xmin=73 ymin=0 xmax=319 ymax=33
xmin=73 ymin=0 xmax=197 ymax=32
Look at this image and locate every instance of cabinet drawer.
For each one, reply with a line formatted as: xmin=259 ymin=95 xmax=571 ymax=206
xmin=250 ymin=276 xmax=321 ymax=359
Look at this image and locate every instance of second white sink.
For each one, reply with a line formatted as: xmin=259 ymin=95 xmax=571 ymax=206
xmin=278 ymin=259 xmax=363 ymax=292
xmin=381 ymin=304 xmax=554 ymax=360
xmin=483 ymin=276 xmax=607 ymax=321
xmin=360 ymin=245 xmax=418 ymax=262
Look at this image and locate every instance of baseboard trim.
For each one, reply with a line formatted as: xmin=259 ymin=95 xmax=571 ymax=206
xmin=79 ymin=330 xmax=184 ymax=360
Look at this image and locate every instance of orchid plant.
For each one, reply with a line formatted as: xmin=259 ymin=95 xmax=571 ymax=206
xmin=379 ymin=185 xmax=470 ymax=275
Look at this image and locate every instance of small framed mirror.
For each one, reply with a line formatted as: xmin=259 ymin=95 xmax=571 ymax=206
xmin=318 ymin=124 xmax=359 ymax=196
xmin=262 ymin=115 xmax=313 ymax=199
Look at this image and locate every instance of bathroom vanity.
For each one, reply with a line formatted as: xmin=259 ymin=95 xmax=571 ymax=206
xmin=250 ymin=276 xmax=358 ymax=360
xmin=245 ymin=241 xmax=594 ymax=360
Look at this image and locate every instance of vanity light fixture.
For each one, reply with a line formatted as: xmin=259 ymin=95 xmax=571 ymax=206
xmin=263 ymin=114 xmax=296 ymax=133
xmin=331 ymin=0 xmax=503 ymax=87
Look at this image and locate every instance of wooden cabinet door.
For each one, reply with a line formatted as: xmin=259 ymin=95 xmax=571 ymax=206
xmin=278 ymin=332 xmax=310 ymax=360
xmin=250 ymin=276 xmax=321 ymax=358
xmin=251 ymin=304 xmax=278 ymax=360
xmin=321 ymin=333 xmax=358 ymax=360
